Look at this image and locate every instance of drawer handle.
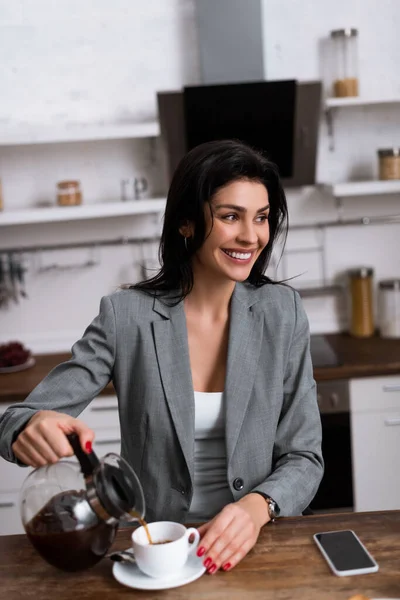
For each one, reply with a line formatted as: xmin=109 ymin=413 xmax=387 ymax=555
xmin=384 ymin=418 xmax=400 ymax=426
xmin=94 ymin=439 xmax=121 ymax=446
xmin=90 ymin=406 xmax=118 ymax=412
xmin=0 ymin=502 xmax=15 ymax=508
xmin=383 ymin=385 xmax=400 ymax=393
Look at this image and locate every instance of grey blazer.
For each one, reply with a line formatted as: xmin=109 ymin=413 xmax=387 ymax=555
xmin=0 ymin=282 xmax=323 ymax=523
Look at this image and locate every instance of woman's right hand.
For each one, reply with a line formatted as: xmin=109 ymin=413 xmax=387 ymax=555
xmin=12 ymin=410 xmax=95 ymax=468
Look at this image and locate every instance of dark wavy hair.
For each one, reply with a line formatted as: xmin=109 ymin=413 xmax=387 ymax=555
xmin=133 ymin=139 xmax=288 ymax=300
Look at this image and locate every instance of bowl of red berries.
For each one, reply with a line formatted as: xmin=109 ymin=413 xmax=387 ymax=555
xmin=0 ymin=341 xmax=35 ymax=374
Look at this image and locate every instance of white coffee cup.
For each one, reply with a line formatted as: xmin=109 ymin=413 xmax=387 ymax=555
xmin=131 ymin=521 xmax=200 ymax=579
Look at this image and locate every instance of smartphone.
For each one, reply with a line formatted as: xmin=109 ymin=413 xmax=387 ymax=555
xmin=313 ymin=530 xmax=379 ymax=576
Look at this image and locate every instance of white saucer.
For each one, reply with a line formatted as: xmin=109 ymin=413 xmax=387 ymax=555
xmin=112 ymin=551 xmax=206 ymax=590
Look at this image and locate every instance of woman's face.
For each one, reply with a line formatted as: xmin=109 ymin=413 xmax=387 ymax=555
xmin=192 ymin=179 xmax=270 ymax=284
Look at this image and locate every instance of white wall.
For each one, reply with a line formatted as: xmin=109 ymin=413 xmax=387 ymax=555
xmin=263 ymin=0 xmax=400 ymax=332
xmin=0 ymin=0 xmax=200 ymax=352
xmin=1 ymin=0 xmax=400 ymax=351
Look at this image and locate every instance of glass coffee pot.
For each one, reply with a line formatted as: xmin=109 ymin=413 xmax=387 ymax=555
xmin=20 ymin=433 xmax=145 ymax=572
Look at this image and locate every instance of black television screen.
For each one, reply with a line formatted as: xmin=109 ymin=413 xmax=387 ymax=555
xmin=183 ymin=80 xmax=296 ymax=178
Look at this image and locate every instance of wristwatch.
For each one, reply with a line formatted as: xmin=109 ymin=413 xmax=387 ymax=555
xmin=265 ymin=495 xmax=280 ymax=522
xmin=256 ymin=493 xmax=280 ymax=522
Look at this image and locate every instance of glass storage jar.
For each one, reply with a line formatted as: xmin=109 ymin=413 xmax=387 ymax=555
xmin=378 ymin=279 xmax=400 ymax=338
xmin=57 ymin=180 xmax=82 ymax=206
xmin=348 ymin=267 xmax=374 ymax=338
xmin=330 ymin=28 xmax=359 ymax=98
xmin=378 ymin=148 xmax=400 ymax=181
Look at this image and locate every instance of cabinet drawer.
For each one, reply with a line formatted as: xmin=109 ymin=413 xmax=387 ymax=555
xmin=0 ymin=492 xmax=24 ymax=535
xmin=92 ymin=428 xmax=121 ymax=456
xmin=79 ymin=396 xmax=119 ymax=429
xmin=350 ymin=376 xmax=400 ymax=413
xmin=0 ymin=398 xmax=119 ymax=432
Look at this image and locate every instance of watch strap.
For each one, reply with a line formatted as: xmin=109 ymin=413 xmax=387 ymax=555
xmin=253 ymin=492 xmax=280 ymax=522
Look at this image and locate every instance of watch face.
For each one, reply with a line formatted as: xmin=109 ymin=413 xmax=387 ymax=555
xmin=267 ymin=496 xmax=280 ymax=518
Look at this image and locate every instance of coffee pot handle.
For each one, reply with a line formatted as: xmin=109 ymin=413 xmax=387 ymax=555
xmin=67 ymin=433 xmax=100 ymax=478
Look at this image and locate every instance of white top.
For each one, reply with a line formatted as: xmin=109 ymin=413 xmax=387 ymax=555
xmin=186 ymin=391 xmax=233 ymax=523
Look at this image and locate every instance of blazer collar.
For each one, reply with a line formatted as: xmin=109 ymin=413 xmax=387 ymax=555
xmin=151 ymin=283 xmax=266 ymax=481
xmin=152 ymin=282 xmax=261 ymax=318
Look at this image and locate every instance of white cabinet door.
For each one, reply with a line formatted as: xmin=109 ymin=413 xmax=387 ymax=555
xmin=351 ymin=376 xmax=400 ymax=512
xmin=79 ymin=396 xmax=119 ymax=430
xmin=0 ymin=458 xmax=33 ymax=493
xmin=92 ymin=428 xmax=121 ymax=456
xmin=0 ymin=492 xmax=24 ymax=535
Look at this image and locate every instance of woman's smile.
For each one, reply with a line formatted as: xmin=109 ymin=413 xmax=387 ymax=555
xmin=221 ymin=248 xmax=256 ymax=265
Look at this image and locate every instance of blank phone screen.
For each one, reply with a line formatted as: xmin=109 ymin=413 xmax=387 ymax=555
xmin=315 ymin=531 xmax=376 ymax=571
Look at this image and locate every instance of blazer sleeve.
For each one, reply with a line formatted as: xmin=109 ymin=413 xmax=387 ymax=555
xmin=0 ymin=295 xmax=116 ymax=464
xmin=251 ymin=290 xmax=324 ymax=515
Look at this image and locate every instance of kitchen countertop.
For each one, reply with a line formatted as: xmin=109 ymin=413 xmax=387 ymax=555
xmin=316 ymin=333 xmax=400 ymax=381
xmin=2 ymin=333 xmax=400 ymax=403
xmin=0 ymin=353 xmax=115 ymax=403
xmin=1 ymin=510 xmax=399 ymax=600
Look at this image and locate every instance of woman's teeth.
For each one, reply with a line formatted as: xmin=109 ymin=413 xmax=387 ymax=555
xmin=223 ymin=250 xmax=252 ymax=260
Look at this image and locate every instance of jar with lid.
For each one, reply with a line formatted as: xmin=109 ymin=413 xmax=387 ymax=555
xmin=378 ymin=279 xmax=400 ymax=338
xmin=378 ymin=148 xmax=400 ymax=181
xmin=57 ymin=180 xmax=82 ymax=206
xmin=330 ymin=28 xmax=359 ymax=97
xmin=348 ymin=267 xmax=374 ymax=338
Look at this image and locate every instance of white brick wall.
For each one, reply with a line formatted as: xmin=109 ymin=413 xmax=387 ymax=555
xmin=1 ymin=0 xmax=400 ymax=348
xmin=262 ymin=0 xmax=400 ymax=332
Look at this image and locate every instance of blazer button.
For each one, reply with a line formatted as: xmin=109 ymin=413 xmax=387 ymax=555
xmin=233 ymin=477 xmax=244 ymax=491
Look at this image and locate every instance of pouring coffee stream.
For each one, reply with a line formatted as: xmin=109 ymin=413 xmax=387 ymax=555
xmin=20 ymin=433 xmax=148 ymax=571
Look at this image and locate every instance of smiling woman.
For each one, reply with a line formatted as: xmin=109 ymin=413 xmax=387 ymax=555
xmin=0 ymin=139 xmax=323 ymax=577
xmin=191 ymin=180 xmax=271 ymax=283
xmin=133 ymin=139 xmax=288 ymax=299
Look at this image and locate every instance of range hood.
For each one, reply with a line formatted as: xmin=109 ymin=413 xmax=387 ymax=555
xmin=194 ymin=0 xmax=265 ymax=83
xmin=157 ymin=1 xmax=321 ymax=187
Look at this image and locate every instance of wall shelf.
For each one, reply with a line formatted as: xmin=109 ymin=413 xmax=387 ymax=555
xmin=0 ymin=121 xmax=160 ymax=146
xmin=324 ymin=96 xmax=400 ymax=151
xmin=0 ymin=198 xmax=166 ymax=226
xmin=325 ymin=96 xmax=400 ymax=111
xmin=297 ymin=284 xmax=344 ymax=298
xmin=322 ymin=180 xmax=400 ymax=198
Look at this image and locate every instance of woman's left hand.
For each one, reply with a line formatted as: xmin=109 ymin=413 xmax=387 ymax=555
xmin=196 ymin=493 xmax=270 ymax=574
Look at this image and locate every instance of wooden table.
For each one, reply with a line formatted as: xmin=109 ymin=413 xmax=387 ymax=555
xmin=1 ymin=511 xmax=399 ymax=599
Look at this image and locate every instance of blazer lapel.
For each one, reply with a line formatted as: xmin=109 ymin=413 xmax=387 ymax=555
xmin=225 ymin=284 xmax=264 ymax=465
xmin=152 ymin=296 xmax=195 ymax=482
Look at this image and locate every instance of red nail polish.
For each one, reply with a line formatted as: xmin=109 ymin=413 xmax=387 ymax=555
xmin=223 ymin=562 xmax=231 ymax=571
xmin=204 ymin=557 xmax=212 ymax=569
xmin=85 ymin=441 xmax=92 ymax=453
xmin=209 ymin=564 xmax=217 ymax=574
xmin=197 ymin=546 xmax=205 ymax=557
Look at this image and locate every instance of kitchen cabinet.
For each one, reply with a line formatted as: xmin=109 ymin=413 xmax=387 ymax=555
xmin=0 ymin=396 xmax=120 ymax=535
xmin=350 ymin=375 xmax=400 ymax=512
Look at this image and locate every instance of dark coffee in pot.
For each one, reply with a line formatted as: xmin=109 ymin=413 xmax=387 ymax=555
xmin=25 ymin=490 xmax=117 ymax=572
